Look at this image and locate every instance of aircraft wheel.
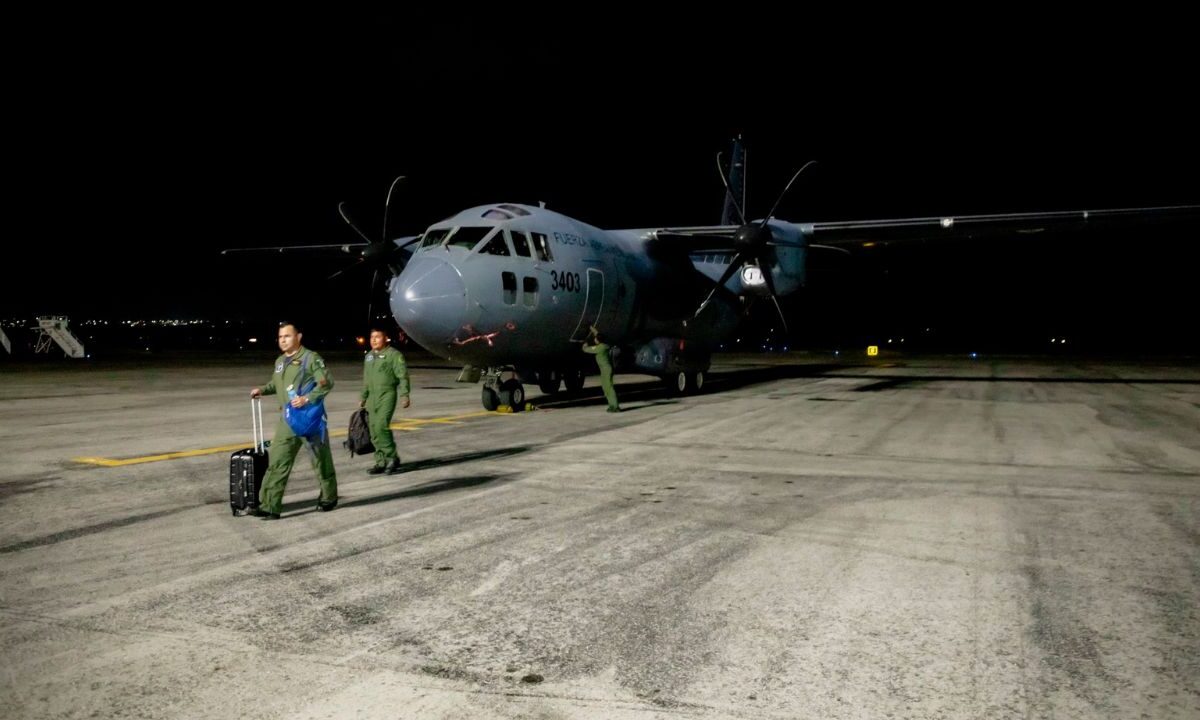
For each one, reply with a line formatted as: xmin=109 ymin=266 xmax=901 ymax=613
xmin=667 ymin=371 xmax=688 ymax=395
xmin=481 ymin=386 xmax=500 ymax=411
xmin=538 ymin=370 xmax=561 ymax=395
xmin=563 ymin=369 xmax=585 ymax=393
xmin=691 ymin=371 xmax=705 ymax=393
xmin=499 ymin=380 xmax=525 ymax=411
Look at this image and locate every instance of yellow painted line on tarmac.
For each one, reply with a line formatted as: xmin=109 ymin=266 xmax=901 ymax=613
xmin=73 ymin=443 xmax=255 ymax=467
xmin=72 ymin=411 xmax=497 ymax=467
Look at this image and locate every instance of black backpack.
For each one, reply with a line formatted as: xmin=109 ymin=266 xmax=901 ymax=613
xmin=344 ymin=408 xmax=375 ymax=456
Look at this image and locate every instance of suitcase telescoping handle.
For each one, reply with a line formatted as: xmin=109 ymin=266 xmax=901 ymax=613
xmin=251 ymin=396 xmax=265 ymax=453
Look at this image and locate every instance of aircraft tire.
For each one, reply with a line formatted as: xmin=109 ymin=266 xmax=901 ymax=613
xmin=499 ymin=380 xmax=525 ymax=411
xmin=538 ymin=370 xmax=561 ymax=395
xmin=481 ymin=386 xmax=500 ymax=411
xmin=691 ymin=371 xmax=705 ymax=393
xmin=563 ymin=369 xmax=585 ymax=393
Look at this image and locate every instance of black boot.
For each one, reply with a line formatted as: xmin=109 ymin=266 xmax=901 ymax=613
xmin=387 ymin=458 xmax=403 ymax=475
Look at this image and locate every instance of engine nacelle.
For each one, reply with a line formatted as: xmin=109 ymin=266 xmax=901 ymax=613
xmin=736 ymin=220 xmax=807 ymax=297
xmin=631 ymin=337 xmax=711 ymax=376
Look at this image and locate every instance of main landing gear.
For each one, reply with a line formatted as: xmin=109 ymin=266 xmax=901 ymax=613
xmin=479 ymin=367 xmax=588 ymax=410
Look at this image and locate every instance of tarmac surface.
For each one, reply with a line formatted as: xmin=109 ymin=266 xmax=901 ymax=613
xmin=2 ymin=352 xmax=1198 ymax=719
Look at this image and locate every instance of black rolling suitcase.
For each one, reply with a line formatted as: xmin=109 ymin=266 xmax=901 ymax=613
xmin=229 ymin=397 xmax=269 ymax=516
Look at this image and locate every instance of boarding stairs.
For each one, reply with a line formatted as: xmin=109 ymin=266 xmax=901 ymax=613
xmin=33 ymin=316 xmax=86 ymax=358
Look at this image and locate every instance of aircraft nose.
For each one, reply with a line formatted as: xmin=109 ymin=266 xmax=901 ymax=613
xmin=390 ymin=257 xmax=468 ymax=348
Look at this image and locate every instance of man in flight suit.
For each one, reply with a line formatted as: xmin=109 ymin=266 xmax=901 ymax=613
xmin=249 ymin=321 xmax=338 ymax=518
xmin=582 ymin=325 xmax=620 ymax=413
xmin=360 ymin=327 xmax=411 ymax=474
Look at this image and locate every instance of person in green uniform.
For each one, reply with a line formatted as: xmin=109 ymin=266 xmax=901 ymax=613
xmin=249 ymin=321 xmax=338 ymax=519
xmin=582 ymin=325 xmax=620 ymax=413
xmin=360 ymin=327 xmax=411 ymax=475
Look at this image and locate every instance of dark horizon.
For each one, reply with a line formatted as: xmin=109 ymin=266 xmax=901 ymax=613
xmin=5 ymin=12 xmax=1198 ymax=354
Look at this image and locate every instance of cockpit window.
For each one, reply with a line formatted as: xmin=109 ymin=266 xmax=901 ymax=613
xmin=531 ymin=231 xmax=553 ymax=262
xmin=479 ymin=232 xmax=511 ymax=256
xmin=419 ymin=228 xmax=452 ymax=249
xmin=445 ymin=226 xmax=493 ymax=250
xmin=510 ymin=230 xmax=532 ymax=257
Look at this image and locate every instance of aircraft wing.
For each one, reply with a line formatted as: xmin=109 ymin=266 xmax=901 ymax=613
xmin=651 ymin=226 xmax=740 ymax=253
xmin=802 ymin=205 xmax=1200 ymax=250
xmin=652 ymin=205 xmax=1200 ymax=252
xmin=219 ymin=242 xmax=368 ymax=255
xmin=219 ymin=236 xmax=420 ymax=255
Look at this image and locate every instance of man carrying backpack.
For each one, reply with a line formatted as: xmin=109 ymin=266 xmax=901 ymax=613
xmin=361 ymin=327 xmax=411 ymax=474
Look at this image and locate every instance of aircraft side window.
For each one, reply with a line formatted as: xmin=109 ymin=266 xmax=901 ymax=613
xmin=480 ymin=233 xmax=511 ymax=256
xmin=502 ymin=271 xmax=517 ymax=305
xmin=531 ymin=232 xmax=553 ymax=262
xmin=511 ymin=230 xmax=532 ymax=258
xmin=522 ymin=276 xmax=538 ymax=307
xmin=446 ymin=226 xmax=493 ymax=250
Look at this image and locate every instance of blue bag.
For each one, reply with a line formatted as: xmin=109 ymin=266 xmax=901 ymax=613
xmin=283 ymin=355 xmax=327 ymax=439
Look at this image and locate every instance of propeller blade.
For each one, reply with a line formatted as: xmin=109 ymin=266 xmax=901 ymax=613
xmin=338 ymin=202 xmax=374 ymax=244
xmin=808 ymin=243 xmax=852 ymax=256
xmin=381 ymin=175 xmax=405 ymax=244
xmin=366 ymin=268 xmax=381 ymax=329
xmin=768 ymin=294 xmax=789 ymax=337
xmin=754 ymin=253 xmax=789 ymax=336
xmin=694 ymin=252 xmax=745 ymax=318
xmin=759 ymin=160 xmax=817 ymax=227
xmin=327 ymin=258 xmax=365 ymax=281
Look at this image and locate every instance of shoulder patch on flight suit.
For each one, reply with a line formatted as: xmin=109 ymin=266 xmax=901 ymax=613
xmin=275 ymin=362 xmax=284 ymax=373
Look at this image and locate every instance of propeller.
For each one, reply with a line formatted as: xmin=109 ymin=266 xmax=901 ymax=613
xmin=693 ymin=158 xmax=817 ymax=335
xmin=331 ymin=176 xmax=422 ymax=330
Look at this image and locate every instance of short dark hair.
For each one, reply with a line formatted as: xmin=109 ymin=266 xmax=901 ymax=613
xmin=278 ymin=321 xmax=302 ymax=333
xmin=369 ymin=326 xmax=389 ymax=335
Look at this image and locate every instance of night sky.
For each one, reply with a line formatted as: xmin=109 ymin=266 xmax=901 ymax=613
xmin=6 ymin=11 xmax=1198 ymax=353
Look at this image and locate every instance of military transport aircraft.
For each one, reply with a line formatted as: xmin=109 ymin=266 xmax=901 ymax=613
xmin=228 ymin=139 xmax=1199 ymax=411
